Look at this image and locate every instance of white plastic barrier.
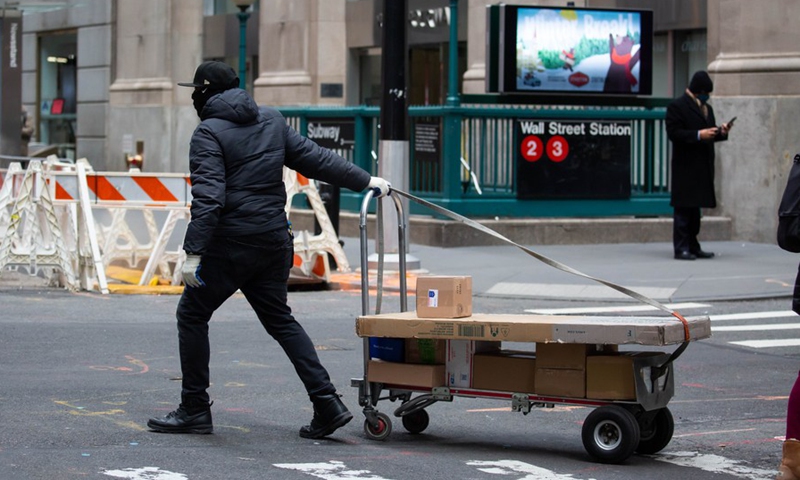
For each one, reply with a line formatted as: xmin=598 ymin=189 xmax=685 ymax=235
xmin=0 ymin=160 xmax=351 ymax=291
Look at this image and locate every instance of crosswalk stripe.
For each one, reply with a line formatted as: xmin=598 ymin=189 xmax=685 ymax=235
xmin=525 ymin=302 xmax=710 ymax=315
xmin=714 ymin=322 xmax=800 ymax=332
xmin=652 ymin=451 xmax=775 ymax=479
xmin=729 ymin=339 xmax=800 ymax=348
xmin=710 ymin=310 xmax=797 ymax=321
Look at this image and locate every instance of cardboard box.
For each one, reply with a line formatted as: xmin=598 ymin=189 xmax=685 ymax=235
xmin=535 ymin=367 xmax=586 ymax=398
xmin=446 ymin=340 xmax=500 ymax=387
xmin=356 ymin=311 xmax=711 ymax=346
xmin=586 ymin=352 xmax=666 ymax=400
xmin=472 ymin=351 xmax=536 ymax=393
xmin=535 ymin=342 xmax=595 ymax=370
xmin=367 ymin=360 xmax=446 ymax=388
xmin=405 ymin=338 xmax=446 ymax=364
xmin=416 ymin=276 xmax=473 ymax=318
xmin=369 ymin=337 xmax=404 ymax=362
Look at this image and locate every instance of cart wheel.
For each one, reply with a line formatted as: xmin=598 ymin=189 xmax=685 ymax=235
xmin=635 ymin=407 xmax=674 ymax=455
xmin=364 ymin=412 xmax=392 ymax=441
xmin=401 ymin=409 xmax=430 ymax=434
xmin=581 ymin=405 xmax=640 ymax=464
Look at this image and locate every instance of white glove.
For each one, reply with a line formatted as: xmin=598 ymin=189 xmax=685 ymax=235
xmin=368 ymin=176 xmax=391 ymax=198
xmin=182 ymin=254 xmax=205 ymax=288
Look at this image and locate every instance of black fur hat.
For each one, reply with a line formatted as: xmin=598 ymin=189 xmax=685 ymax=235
xmin=689 ymin=71 xmax=713 ymax=94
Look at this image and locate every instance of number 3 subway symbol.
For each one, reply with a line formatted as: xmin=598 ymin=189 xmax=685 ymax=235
xmin=546 ymin=135 xmax=569 ymax=162
xmin=521 ymin=135 xmax=570 ymax=163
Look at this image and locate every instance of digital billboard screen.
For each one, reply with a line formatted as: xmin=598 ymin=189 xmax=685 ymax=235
xmin=489 ymin=5 xmax=653 ymax=96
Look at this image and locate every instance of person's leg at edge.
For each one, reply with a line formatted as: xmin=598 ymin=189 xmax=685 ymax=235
xmin=778 ymin=371 xmax=800 ymax=479
xmin=688 ymin=208 xmax=714 ymax=258
xmin=240 ymin=228 xmax=351 ymax=439
xmin=147 ymin=238 xmax=241 ymax=434
xmin=673 ymin=207 xmax=695 ymax=259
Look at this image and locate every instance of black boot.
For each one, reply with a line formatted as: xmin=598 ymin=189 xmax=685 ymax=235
xmin=299 ymin=393 xmax=353 ymax=439
xmin=147 ymin=401 xmax=213 ymax=434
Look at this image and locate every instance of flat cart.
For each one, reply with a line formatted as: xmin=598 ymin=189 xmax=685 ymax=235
xmin=351 ymin=190 xmax=711 ymax=464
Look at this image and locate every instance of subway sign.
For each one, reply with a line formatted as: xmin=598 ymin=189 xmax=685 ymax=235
xmin=516 ymin=119 xmax=632 ymax=199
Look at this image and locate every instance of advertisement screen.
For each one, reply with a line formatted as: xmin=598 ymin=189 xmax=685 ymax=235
xmin=495 ymin=5 xmax=653 ymax=95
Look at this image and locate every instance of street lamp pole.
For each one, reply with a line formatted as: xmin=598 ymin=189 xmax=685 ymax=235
xmin=232 ymin=0 xmax=255 ymax=89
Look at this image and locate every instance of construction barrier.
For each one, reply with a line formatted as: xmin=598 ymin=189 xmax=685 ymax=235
xmin=0 ymin=157 xmax=351 ymax=293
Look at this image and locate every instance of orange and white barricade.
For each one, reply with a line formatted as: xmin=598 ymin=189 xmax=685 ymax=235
xmin=284 ymin=169 xmax=351 ymax=282
xmin=54 ymin=165 xmax=192 ymax=287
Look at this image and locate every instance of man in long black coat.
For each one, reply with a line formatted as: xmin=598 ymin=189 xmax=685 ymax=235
xmin=665 ymin=70 xmax=733 ymax=260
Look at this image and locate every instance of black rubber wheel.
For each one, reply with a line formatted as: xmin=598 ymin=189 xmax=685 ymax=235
xmin=363 ymin=412 xmax=392 ymax=441
xmin=401 ymin=409 xmax=430 ymax=434
xmin=635 ymin=407 xmax=674 ymax=454
xmin=581 ymin=405 xmax=641 ymax=464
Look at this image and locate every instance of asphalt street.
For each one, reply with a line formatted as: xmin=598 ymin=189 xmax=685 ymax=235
xmin=0 ymin=239 xmax=798 ymax=480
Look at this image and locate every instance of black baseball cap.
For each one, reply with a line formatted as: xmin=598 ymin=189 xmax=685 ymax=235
xmin=178 ymin=61 xmax=239 ymax=89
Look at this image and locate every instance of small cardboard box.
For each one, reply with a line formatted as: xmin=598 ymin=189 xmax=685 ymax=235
xmin=367 ymin=360 xmax=446 ymax=388
xmin=405 ymin=338 xmax=446 ymax=364
xmin=535 ymin=367 xmax=586 ymax=398
xmin=446 ymin=340 xmax=500 ymax=387
xmin=472 ymin=351 xmax=536 ymax=393
xmin=416 ymin=276 xmax=473 ymax=318
xmin=586 ymin=352 xmax=666 ymax=400
xmin=536 ymin=342 xmax=597 ymax=370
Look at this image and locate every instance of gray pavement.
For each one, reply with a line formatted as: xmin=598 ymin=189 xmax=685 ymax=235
xmin=341 ymin=238 xmax=798 ymax=303
xmin=1 ymin=239 xmax=796 ymax=304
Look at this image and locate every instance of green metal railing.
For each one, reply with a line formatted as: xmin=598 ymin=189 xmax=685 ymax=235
xmin=279 ymin=96 xmax=672 ymax=219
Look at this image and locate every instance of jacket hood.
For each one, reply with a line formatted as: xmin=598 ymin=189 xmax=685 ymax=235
xmin=201 ymin=88 xmax=259 ymax=124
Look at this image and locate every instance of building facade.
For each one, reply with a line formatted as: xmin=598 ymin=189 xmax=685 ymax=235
xmin=9 ymin=0 xmax=798 ymax=243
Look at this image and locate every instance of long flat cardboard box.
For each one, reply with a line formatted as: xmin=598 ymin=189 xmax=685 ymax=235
xmin=356 ymin=311 xmax=710 ymax=346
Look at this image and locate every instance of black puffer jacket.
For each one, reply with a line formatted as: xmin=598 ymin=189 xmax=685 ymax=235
xmin=183 ymin=88 xmax=371 ymax=255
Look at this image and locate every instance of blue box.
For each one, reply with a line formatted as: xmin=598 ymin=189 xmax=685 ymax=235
xmin=369 ymin=338 xmax=405 ymax=362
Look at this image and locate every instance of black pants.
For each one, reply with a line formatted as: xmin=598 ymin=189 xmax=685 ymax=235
xmin=176 ymin=228 xmax=335 ymax=405
xmin=673 ymin=206 xmax=702 ymax=254
xmin=793 ymin=262 xmax=800 ymax=315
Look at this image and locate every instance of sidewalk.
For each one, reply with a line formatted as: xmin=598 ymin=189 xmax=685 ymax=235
xmin=338 ymin=239 xmax=798 ymax=303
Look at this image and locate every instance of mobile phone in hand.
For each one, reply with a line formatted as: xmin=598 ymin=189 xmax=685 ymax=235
xmin=726 ymin=116 xmax=737 ymax=127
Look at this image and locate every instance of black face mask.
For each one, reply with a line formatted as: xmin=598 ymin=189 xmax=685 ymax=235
xmin=192 ymin=88 xmax=216 ymax=117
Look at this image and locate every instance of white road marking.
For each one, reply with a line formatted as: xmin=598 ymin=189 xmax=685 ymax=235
xmin=273 ymin=461 xmax=390 ymax=479
xmin=710 ymin=310 xmax=797 ymax=321
xmin=467 ymin=459 xmax=588 ymax=479
xmin=714 ymin=323 xmax=800 ymax=332
xmin=525 ymin=302 xmax=709 ymax=315
xmin=487 ymin=282 xmax=675 ymax=300
xmin=730 ymin=339 xmax=800 ymax=348
xmin=652 ymin=451 xmax=775 ymax=480
xmin=102 ymin=467 xmax=188 ymax=480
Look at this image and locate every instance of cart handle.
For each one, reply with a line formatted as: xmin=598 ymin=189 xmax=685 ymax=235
xmin=358 ymin=189 xmax=408 ymax=317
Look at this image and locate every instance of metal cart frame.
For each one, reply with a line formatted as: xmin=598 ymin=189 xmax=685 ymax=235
xmin=351 ymin=191 xmax=678 ymax=464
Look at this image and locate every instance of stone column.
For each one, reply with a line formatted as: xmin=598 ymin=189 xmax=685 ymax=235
xmin=108 ymin=0 xmax=202 ymax=172
xmin=707 ymin=0 xmax=800 ymax=242
xmin=253 ymin=0 xmax=347 ymax=106
xmin=462 ymin=0 xmax=586 ymax=95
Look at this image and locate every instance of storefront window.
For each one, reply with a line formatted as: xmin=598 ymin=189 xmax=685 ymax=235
xmin=673 ymin=30 xmax=708 ymax=94
xmin=37 ymin=31 xmax=77 ymax=160
xmin=203 ymin=0 xmax=259 ymax=16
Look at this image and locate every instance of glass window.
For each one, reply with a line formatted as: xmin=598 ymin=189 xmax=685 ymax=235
xmin=673 ymin=30 xmax=708 ymax=94
xmin=204 ymin=0 xmax=259 ymax=16
xmin=38 ymin=31 xmax=77 ymax=159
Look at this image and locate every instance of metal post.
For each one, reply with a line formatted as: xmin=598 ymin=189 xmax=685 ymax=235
xmin=236 ymin=8 xmax=250 ymax=89
xmin=371 ymin=0 xmax=420 ymax=270
xmin=442 ymin=0 xmax=462 ymax=201
xmin=446 ymin=0 xmax=460 ymax=107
